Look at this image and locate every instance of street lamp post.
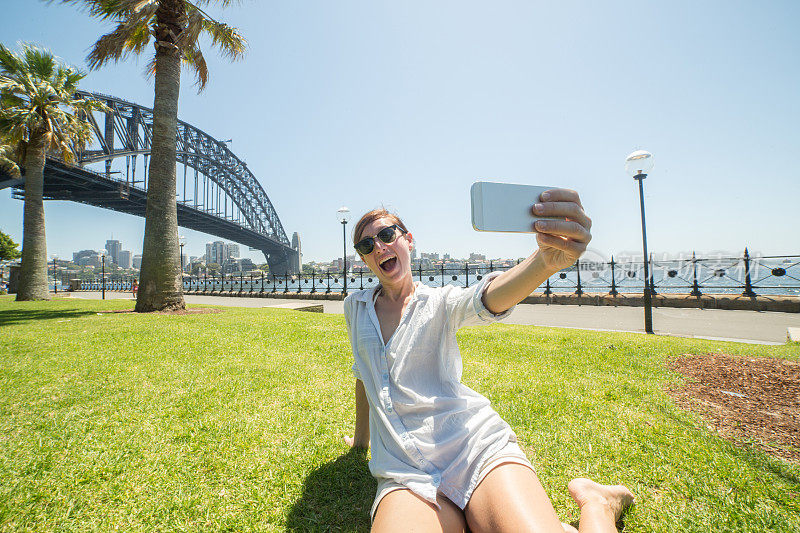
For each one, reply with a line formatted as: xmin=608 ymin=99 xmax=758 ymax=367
xmin=179 ymin=235 xmax=186 ymax=292
xmin=51 ymin=256 xmax=58 ymax=295
xmin=337 ymin=207 xmax=351 ymax=296
xmin=101 ymin=252 xmax=106 ymax=300
xmin=179 ymin=235 xmax=186 ymax=273
xmin=625 ymin=150 xmax=655 ymax=334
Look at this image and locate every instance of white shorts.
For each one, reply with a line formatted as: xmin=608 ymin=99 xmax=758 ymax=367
xmin=370 ymin=439 xmax=535 ymax=522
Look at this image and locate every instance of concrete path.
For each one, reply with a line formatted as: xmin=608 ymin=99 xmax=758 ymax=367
xmin=70 ymin=291 xmax=800 ymax=345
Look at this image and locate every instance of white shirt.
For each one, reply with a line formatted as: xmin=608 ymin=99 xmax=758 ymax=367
xmin=343 ymin=271 xmax=518 ymax=509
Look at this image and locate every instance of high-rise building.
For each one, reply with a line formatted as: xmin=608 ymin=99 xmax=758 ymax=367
xmin=206 ymin=241 xmax=226 ymax=265
xmin=118 ymin=250 xmax=132 ymax=269
xmin=133 ymin=254 xmax=142 ymax=269
xmin=105 ymin=239 xmax=121 ymax=265
xmin=206 ymin=241 xmax=240 ymax=265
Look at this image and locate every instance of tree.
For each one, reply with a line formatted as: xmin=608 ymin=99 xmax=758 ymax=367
xmin=0 ymin=229 xmax=21 ymax=261
xmin=0 ymin=43 xmax=105 ymax=301
xmin=60 ymin=0 xmax=246 ymax=311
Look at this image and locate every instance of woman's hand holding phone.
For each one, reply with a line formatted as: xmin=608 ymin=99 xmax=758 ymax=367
xmin=481 ymin=187 xmax=592 ymax=315
xmin=531 ymin=188 xmax=592 ymax=272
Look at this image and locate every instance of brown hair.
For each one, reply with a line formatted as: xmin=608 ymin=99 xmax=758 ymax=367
xmin=352 ymin=208 xmax=409 ymax=246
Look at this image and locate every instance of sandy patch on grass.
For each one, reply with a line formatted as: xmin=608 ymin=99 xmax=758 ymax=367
xmin=666 ymin=353 xmax=799 ymax=462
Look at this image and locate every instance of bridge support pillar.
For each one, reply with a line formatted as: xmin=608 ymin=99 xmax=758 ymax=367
xmin=264 ymin=249 xmax=299 ymax=276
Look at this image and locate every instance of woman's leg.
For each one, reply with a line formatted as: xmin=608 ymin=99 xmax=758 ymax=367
xmin=464 ymin=463 xmax=566 ymax=533
xmin=465 ymin=463 xmax=633 ymax=533
xmin=372 ymin=489 xmax=467 ymax=533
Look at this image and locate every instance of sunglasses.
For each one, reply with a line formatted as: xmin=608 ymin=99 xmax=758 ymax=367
xmin=354 ymin=225 xmax=407 ymax=256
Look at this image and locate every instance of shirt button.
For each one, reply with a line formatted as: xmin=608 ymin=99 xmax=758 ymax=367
xmin=387 ymin=405 xmax=393 ymax=413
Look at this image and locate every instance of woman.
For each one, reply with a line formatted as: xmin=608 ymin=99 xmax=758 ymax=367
xmin=343 ymin=189 xmax=633 ymax=533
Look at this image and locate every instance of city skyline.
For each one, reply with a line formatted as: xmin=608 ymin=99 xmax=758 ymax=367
xmin=1 ymin=1 xmax=799 ymax=264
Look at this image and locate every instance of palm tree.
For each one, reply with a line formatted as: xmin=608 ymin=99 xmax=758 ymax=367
xmin=60 ymin=0 xmax=246 ymax=312
xmin=0 ymin=43 xmax=105 ymax=301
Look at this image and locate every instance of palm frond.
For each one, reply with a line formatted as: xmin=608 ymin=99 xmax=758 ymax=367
xmin=191 ymin=0 xmax=243 ymax=8
xmin=200 ymin=17 xmax=247 ymax=61
xmin=86 ymin=7 xmax=156 ymax=70
xmin=54 ymin=0 xmax=158 ymax=21
xmin=181 ymin=45 xmax=208 ymax=90
xmin=183 ymin=2 xmax=246 ymax=61
xmin=0 ymin=43 xmax=101 ymax=162
xmin=22 ymin=45 xmax=57 ymax=81
xmin=0 ymin=142 xmax=21 ymax=177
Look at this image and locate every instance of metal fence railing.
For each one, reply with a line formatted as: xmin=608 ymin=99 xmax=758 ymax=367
xmin=65 ymin=249 xmax=799 ymax=298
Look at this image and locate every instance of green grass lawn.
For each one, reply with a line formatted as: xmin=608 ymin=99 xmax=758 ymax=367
xmin=0 ymin=295 xmax=798 ymax=532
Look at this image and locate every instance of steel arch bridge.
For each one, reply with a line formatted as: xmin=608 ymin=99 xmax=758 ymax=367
xmin=0 ymin=90 xmax=299 ymax=275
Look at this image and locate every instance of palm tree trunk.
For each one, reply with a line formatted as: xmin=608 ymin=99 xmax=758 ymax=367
xmin=16 ymin=130 xmax=50 ymax=301
xmin=135 ymin=9 xmax=185 ymax=312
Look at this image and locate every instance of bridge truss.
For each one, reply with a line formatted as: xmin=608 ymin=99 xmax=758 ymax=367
xmin=1 ymin=90 xmax=299 ymax=274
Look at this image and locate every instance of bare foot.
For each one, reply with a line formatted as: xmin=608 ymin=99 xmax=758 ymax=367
xmin=567 ymin=478 xmax=634 ymax=522
xmin=561 ymin=522 xmax=579 ymax=533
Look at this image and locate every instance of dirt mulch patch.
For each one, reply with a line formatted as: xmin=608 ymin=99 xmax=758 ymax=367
xmin=666 ymin=353 xmax=800 ymax=463
xmin=98 ymin=307 xmax=222 ymax=316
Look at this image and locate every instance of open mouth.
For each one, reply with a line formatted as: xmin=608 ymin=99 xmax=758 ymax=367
xmin=379 ymin=256 xmax=398 ymax=273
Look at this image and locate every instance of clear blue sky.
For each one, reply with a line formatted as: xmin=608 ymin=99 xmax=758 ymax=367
xmin=2 ymin=1 xmax=798 ymax=263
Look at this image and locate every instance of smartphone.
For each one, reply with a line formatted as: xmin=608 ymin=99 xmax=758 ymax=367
xmin=471 ymin=181 xmax=562 ymax=233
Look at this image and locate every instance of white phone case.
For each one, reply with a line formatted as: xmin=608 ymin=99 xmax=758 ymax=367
xmin=471 ymin=181 xmax=560 ymax=233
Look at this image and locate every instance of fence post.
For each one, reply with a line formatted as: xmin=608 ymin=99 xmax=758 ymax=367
xmin=465 ymin=262 xmax=470 ymax=288
xmin=690 ymin=251 xmax=702 ymax=297
xmin=609 ymin=256 xmax=618 ymax=296
xmin=284 ymin=272 xmax=289 ymax=293
xmin=359 ymin=270 xmax=364 ymax=290
xmin=311 ymin=269 xmax=316 ymax=294
xmin=326 ymin=271 xmax=331 ymax=294
xmin=575 ymin=259 xmax=583 ymax=296
xmin=742 ymin=247 xmax=757 ymax=297
xmin=649 ymin=253 xmax=657 ymax=295
xmin=440 ymin=263 xmax=445 ymax=287
xmin=544 ymin=277 xmax=552 ymax=297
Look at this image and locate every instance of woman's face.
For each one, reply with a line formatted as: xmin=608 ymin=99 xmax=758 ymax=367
xmin=357 ymin=217 xmax=414 ymax=285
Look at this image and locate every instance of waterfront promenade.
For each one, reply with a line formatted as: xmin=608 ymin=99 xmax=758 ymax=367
xmin=71 ymin=291 xmax=800 ymax=345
